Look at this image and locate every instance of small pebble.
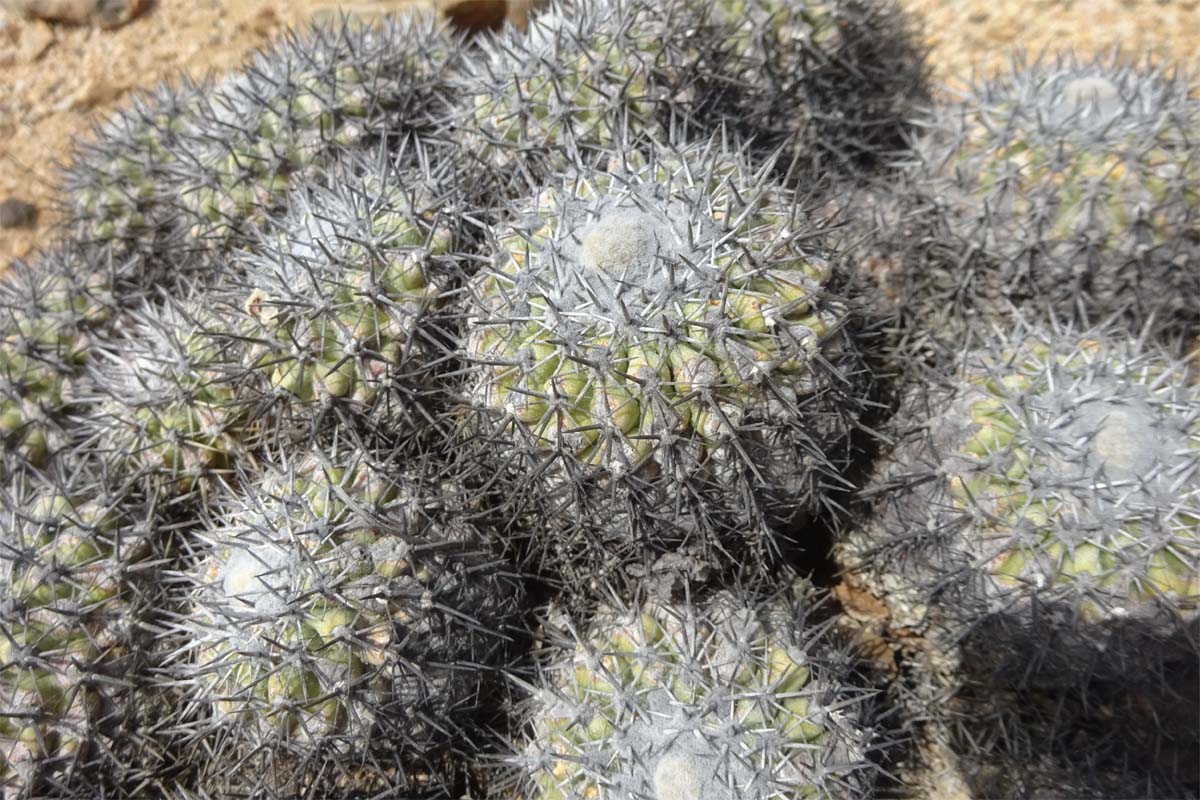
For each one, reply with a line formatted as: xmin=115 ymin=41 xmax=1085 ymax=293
xmin=6 ymin=0 xmax=144 ymax=28
xmin=0 ymin=197 xmax=38 ymax=229
xmin=441 ymin=0 xmax=509 ymax=33
xmin=14 ymin=17 xmax=56 ymax=63
xmin=66 ymin=75 xmax=123 ymax=110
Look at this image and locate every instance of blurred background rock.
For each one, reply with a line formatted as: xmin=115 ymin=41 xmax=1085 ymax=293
xmin=1 ymin=0 xmax=1197 ymax=269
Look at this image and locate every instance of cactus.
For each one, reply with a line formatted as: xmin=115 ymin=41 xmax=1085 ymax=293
xmin=881 ymin=619 xmax=1199 ymax=800
xmin=458 ymin=0 xmax=926 ymax=192
xmin=86 ymin=298 xmax=260 ymax=502
xmin=0 ymin=251 xmax=122 ymax=478
xmin=706 ymin=0 xmax=928 ymax=175
xmin=899 ymin=53 xmax=1200 ymax=346
xmin=456 ymin=0 xmax=694 ymax=188
xmin=61 ymin=78 xmax=206 ymax=248
xmin=182 ymin=15 xmax=462 ymax=247
xmin=463 ymin=136 xmax=866 ymax=588
xmin=171 ymin=446 xmax=525 ymax=797
xmin=225 ymin=150 xmax=466 ymax=438
xmin=0 ymin=463 xmax=172 ymax=797
xmin=839 ymin=322 xmax=1200 ymax=688
xmin=512 ymin=586 xmax=879 ymax=800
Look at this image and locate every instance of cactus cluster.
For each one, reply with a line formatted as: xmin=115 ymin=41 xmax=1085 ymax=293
xmin=830 ymin=46 xmax=1200 ymax=800
xmin=0 ymin=1 xmax=1195 ymax=798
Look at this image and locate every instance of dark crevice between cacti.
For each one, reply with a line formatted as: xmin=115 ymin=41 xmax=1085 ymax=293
xmin=779 ymin=304 xmax=902 ymax=592
xmin=771 ymin=306 xmax=914 ymax=799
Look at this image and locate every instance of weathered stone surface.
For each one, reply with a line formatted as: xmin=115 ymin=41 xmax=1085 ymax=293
xmin=0 ymin=0 xmax=144 ymax=28
xmin=0 ymin=197 xmax=37 ymax=229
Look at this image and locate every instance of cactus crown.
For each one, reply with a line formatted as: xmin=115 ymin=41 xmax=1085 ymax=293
xmin=89 ymin=298 xmax=254 ymax=496
xmin=234 ymin=153 xmax=460 ymax=421
xmin=467 ymin=138 xmax=843 ymax=475
xmin=936 ymin=55 xmax=1199 ymax=233
xmin=965 ymin=55 xmax=1192 ymax=142
xmin=466 ymin=0 xmax=664 ymax=155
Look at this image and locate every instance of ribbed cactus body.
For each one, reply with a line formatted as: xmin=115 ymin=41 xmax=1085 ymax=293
xmin=459 ymin=0 xmax=925 ymax=192
xmin=229 ymin=154 xmax=464 ymax=436
xmin=901 ymin=55 xmax=1200 ymax=344
xmin=517 ymin=589 xmax=877 ymax=800
xmin=62 ymin=14 xmax=461 ymax=254
xmin=63 ymin=79 xmax=206 ymax=247
xmin=469 ymin=147 xmax=838 ymax=474
xmin=707 ymin=0 xmax=927 ymax=173
xmin=840 ymin=324 xmax=1200 ymax=685
xmin=0 ymin=468 xmax=167 ymax=797
xmin=180 ymin=51 xmax=375 ymax=243
xmin=948 ymin=340 xmax=1197 ymax=618
xmin=176 ymin=449 xmax=524 ymax=796
xmin=458 ymin=0 xmax=690 ymax=188
xmin=0 ymin=254 xmax=119 ymax=477
xmin=88 ymin=300 xmax=257 ymax=499
xmin=469 ymin=3 xmax=655 ymax=144
xmin=464 ymin=138 xmax=864 ymax=588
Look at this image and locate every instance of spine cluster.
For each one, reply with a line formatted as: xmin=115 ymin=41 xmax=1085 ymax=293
xmin=0 ymin=2 xmax=1193 ymax=799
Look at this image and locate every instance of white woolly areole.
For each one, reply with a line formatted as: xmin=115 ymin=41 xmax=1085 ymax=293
xmin=1027 ymin=377 xmax=1187 ymax=517
xmin=580 ymin=209 xmax=664 ymax=274
xmin=217 ymin=540 xmax=296 ymax=616
xmin=614 ymin=689 xmax=759 ymax=800
xmin=1009 ymin=64 xmax=1181 ymax=137
xmin=533 ymin=187 xmax=725 ymax=336
xmin=1072 ymin=399 xmax=1162 ymax=480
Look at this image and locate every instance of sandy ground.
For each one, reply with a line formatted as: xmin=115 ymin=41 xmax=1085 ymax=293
xmin=1 ymin=0 xmax=1197 ymax=268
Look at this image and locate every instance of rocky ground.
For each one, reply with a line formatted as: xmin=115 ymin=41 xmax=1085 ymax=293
xmin=1 ymin=0 xmax=1197 ymax=269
